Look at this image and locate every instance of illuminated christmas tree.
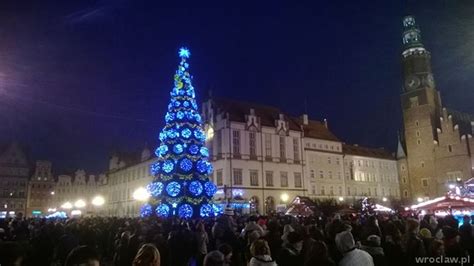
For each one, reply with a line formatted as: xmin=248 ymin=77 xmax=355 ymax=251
xmin=141 ymin=47 xmax=219 ymax=219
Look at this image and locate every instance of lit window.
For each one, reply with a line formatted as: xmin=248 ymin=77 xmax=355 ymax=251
xmin=250 ymin=170 xmax=259 ymax=186
xmin=294 ymin=173 xmax=302 ymax=188
xmin=265 ymin=171 xmax=273 ymax=187
xmin=422 ymin=178 xmax=428 ymax=187
xmin=233 ymin=169 xmax=242 ymax=185
xmin=280 ymin=172 xmax=288 ymax=187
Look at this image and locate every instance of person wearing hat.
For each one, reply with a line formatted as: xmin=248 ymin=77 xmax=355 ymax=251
xmin=335 ymin=231 xmax=374 ymax=266
xmin=360 ymin=235 xmax=386 ymax=266
xmin=277 ymin=231 xmax=304 ymax=266
xmin=418 ymin=228 xmax=434 ymax=254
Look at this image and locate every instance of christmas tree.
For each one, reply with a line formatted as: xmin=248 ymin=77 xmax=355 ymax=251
xmin=141 ymin=47 xmax=219 ymax=219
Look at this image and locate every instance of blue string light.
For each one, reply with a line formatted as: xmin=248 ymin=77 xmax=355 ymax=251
xmin=156 ymin=144 xmax=168 ymax=157
xmin=188 ymin=181 xmax=203 ymax=196
xmin=181 ymin=128 xmax=192 ymax=139
xmin=200 ymin=147 xmax=209 ymax=157
xmin=147 ymin=182 xmax=164 ymax=197
xmin=173 ymin=144 xmax=183 ymax=154
xmin=194 ymin=129 xmax=205 ymax=141
xmin=150 ymin=162 xmax=160 ymax=176
xmin=166 ymin=181 xmax=181 ymax=197
xmin=189 ymin=145 xmax=199 ymax=155
xmin=204 ymin=181 xmax=217 ymax=197
xmin=140 ymin=204 xmax=153 ymax=217
xmin=200 ymin=204 xmax=213 ymax=217
xmin=162 ymin=160 xmax=174 ymax=174
xmin=156 ymin=204 xmax=170 ymax=217
xmin=180 ymin=158 xmax=193 ymax=172
xmin=178 ymin=204 xmax=193 ymax=218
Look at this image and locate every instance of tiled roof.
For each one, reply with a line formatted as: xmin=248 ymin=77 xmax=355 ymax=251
xmin=343 ymin=144 xmax=395 ymax=160
xmin=211 ymin=98 xmax=339 ymax=141
xmin=211 ymin=98 xmax=301 ymax=131
xmin=300 ymin=119 xmax=340 ymax=142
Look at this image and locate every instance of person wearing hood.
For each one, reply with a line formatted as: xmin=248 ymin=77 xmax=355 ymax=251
xmin=335 ymin=230 xmax=374 ymax=266
xmin=360 ymin=235 xmax=387 ymax=266
xmin=278 ymin=231 xmax=304 ymax=266
xmin=248 ymin=239 xmax=277 ymax=266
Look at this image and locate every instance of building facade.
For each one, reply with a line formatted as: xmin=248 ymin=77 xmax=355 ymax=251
xmin=26 ymin=161 xmax=55 ymax=217
xmin=0 ymin=142 xmax=29 ymax=218
xmin=103 ymin=148 xmax=154 ymax=217
xmin=53 ymin=170 xmax=106 ymax=216
xmin=202 ymin=98 xmax=400 ymax=213
xmin=398 ymin=16 xmax=474 ymax=202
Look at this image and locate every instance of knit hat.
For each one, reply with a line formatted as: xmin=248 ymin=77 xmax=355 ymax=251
xmin=366 ymin=235 xmax=381 ymax=247
xmin=419 ymin=228 xmax=432 ymax=239
xmin=335 ymin=231 xmax=356 ymax=253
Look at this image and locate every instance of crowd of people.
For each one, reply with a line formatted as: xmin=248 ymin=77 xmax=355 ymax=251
xmin=0 ymin=211 xmax=473 ymax=266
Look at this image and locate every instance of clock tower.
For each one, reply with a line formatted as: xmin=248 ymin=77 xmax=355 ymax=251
xmin=400 ymin=16 xmax=442 ymax=199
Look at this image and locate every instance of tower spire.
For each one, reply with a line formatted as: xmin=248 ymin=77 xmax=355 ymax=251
xmin=402 ymin=16 xmax=424 ymax=50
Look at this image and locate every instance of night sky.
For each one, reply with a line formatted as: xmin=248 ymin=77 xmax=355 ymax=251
xmin=0 ymin=1 xmax=473 ymax=173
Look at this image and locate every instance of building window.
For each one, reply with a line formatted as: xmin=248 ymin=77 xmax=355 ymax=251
xmin=410 ymin=96 xmax=419 ymax=107
xmin=404 ymin=190 xmax=409 ymax=198
xmin=321 ymin=186 xmax=325 ymax=196
xmin=232 ymin=130 xmax=240 ymax=155
xmin=421 ymin=161 xmax=424 ymax=168
xmin=265 ymin=171 xmax=273 ymax=187
xmin=249 ymin=131 xmax=257 ymax=157
xmin=415 ymin=120 xmax=419 ymax=126
xmin=402 ymin=177 xmax=407 ymax=184
xmin=294 ymin=172 xmax=302 ymax=188
xmin=311 ymin=185 xmax=316 ymax=195
xmin=337 ymin=172 xmax=341 ymax=179
xmin=319 ymin=171 xmax=324 ymax=178
xmin=417 ymin=139 xmax=421 ymax=145
xmin=233 ymin=169 xmax=243 ymax=185
xmin=293 ymin=138 xmax=300 ymax=162
xmin=310 ymin=170 xmax=315 ymax=179
xmin=250 ymin=170 xmax=259 ymax=186
xmin=448 ymin=145 xmax=453 ymax=153
xmin=421 ymin=178 xmax=428 ymax=187
xmin=328 ymin=171 xmax=332 ymax=179
xmin=216 ymin=130 xmax=222 ymax=154
xmin=336 ymin=158 xmax=340 ymax=165
xmin=265 ymin=134 xmax=272 ymax=158
xmin=330 ymin=186 xmax=334 ymax=196
xmin=416 ymin=130 xmax=420 ymax=137
xmin=216 ymin=170 xmax=223 ymax=186
xmin=280 ymin=172 xmax=288 ymax=187
xmin=279 ymin=136 xmax=286 ymax=160
xmin=347 ymin=187 xmax=351 ymax=196
xmin=338 ymin=186 xmax=342 ymax=195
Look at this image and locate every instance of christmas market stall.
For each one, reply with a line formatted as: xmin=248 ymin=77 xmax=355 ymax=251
xmin=285 ymin=196 xmax=317 ymax=217
xmin=410 ymin=194 xmax=474 ymax=218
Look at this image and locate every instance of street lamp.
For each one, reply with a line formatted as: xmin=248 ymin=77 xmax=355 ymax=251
xmin=280 ymin=193 xmax=289 ymax=203
xmin=61 ymin=202 xmax=73 ymax=209
xmin=417 ymin=197 xmax=424 ymax=203
xmin=133 ymin=187 xmax=150 ymax=202
xmin=338 ymin=197 xmax=344 ymax=202
xmin=51 ymin=191 xmax=55 ymax=195
xmin=382 ymin=197 xmax=388 ymax=202
xmin=74 ymin=199 xmax=86 ymax=208
xmin=92 ymin=196 xmax=105 ymax=207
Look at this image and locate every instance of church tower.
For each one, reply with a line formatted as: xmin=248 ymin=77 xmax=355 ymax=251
xmin=400 ymin=16 xmax=442 ymax=199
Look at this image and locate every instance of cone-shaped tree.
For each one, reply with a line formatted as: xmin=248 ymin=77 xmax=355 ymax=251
xmin=141 ymin=47 xmax=218 ymax=219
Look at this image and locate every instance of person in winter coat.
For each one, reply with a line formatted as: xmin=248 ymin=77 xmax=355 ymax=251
xmin=335 ymin=231 xmax=374 ymax=266
xmin=278 ymin=231 xmax=304 ymax=266
xmin=360 ymin=235 xmax=387 ymax=266
xmin=401 ymin=219 xmax=426 ymax=266
xmin=304 ymin=240 xmax=335 ymax=266
xmin=248 ymin=239 xmax=277 ymax=266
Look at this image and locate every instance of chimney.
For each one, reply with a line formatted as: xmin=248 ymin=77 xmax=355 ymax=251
xmin=323 ymin=118 xmax=328 ymax=128
xmin=302 ymin=114 xmax=308 ymax=125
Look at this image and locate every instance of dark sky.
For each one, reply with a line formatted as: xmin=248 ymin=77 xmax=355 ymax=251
xmin=0 ymin=1 xmax=473 ymax=173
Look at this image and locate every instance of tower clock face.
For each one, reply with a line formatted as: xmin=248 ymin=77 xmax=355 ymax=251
xmin=405 ymin=76 xmax=420 ymax=90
